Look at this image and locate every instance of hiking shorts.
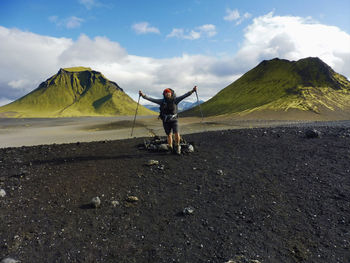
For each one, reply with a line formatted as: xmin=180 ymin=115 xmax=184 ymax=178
xmin=163 ymin=120 xmax=179 ymax=135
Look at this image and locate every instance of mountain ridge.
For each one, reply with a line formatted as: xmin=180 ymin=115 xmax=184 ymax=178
xmin=183 ymin=57 xmax=350 ymax=120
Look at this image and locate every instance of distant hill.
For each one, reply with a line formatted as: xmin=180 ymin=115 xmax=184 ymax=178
xmin=183 ymin=57 xmax=350 ymax=120
xmin=0 ymin=67 xmax=156 ymax=117
xmin=178 ymin=100 xmax=204 ymax=112
xmin=144 ymin=100 xmax=204 ymax=113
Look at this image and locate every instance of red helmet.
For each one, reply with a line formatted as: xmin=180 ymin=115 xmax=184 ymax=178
xmin=163 ymin=88 xmax=172 ymax=95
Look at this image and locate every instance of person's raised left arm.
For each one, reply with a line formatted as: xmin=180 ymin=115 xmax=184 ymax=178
xmin=175 ymin=86 xmax=197 ymax=104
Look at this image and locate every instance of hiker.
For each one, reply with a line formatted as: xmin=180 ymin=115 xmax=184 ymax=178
xmin=139 ymin=86 xmax=197 ymax=154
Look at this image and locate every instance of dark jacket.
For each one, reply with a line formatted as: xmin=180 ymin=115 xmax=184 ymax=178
xmin=142 ymin=90 xmax=194 ymax=121
xmin=142 ymin=90 xmax=193 ymax=107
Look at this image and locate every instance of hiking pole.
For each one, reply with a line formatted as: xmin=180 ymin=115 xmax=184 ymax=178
xmin=131 ymin=94 xmax=141 ymax=137
xmin=195 ymin=89 xmax=204 ymax=123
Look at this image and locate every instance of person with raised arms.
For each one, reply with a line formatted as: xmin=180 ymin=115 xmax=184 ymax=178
xmin=139 ymin=86 xmax=197 ymax=154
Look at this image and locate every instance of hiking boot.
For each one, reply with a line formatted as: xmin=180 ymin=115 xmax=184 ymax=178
xmin=167 ymin=144 xmax=173 ymax=152
xmin=175 ymin=144 xmax=181 ymax=155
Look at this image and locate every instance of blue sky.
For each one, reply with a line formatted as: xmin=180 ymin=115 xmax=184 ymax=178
xmin=0 ymin=0 xmax=350 ymax=105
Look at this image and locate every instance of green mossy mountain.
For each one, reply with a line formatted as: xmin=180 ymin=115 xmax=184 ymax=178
xmin=0 ymin=67 xmax=155 ymax=117
xmin=184 ymin=57 xmax=350 ymax=119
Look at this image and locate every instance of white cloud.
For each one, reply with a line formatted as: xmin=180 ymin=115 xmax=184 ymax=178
xmin=241 ymin=13 xmax=252 ymax=23
xmin=49 ymin=15 xmax=84 ymax=29
xmin=94 ymin=54 xmax=235 ymax=101
xmin=0 ymin=97 xmax=13 ymax=107
xmin=78 ymin=0 xmax=98 ymax=9
xmin=58 ymin=34 xmax=127 ymax=65
xmin=197 ymin=24 xmax=217 ymax=37
xmin=1 ymin=13 xmax=350 ymax=105
xmin=8 ymin=79 xmax=35 ymax=90
xmin=224 ymin=8 xmax=251 ymax=25
xmin=235 ymin=12 xmax=350 ymax=77
xmin=0 ymin=26 xmax=72 ymax=95
xmin=224 ymin=8 xmax=240 ymax=21
xmin=167 ymin=24 xmax=216 ymax=40
xmin=0 ymin=26 xmax=231 ymax=102
xmin=132 ymin=22 xmax=160 ymax=35
xmin=167 ymin=28 xmax=186 ymax=39
xmin=65 ymin=16 xmax=85 ymax=29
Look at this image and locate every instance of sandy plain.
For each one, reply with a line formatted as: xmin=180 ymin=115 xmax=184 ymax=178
xmin=0 ymin=116 xmax=318 ymax=148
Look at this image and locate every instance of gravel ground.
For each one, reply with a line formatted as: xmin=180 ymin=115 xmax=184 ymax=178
xmin=1 ymin=123 xmax=350 ymax=263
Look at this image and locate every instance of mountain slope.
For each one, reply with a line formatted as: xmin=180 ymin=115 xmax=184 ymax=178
xmin=184 ymin=57 xmax=350 ymax=119
xmin=0 ymin=67 xmax=156 ymax=117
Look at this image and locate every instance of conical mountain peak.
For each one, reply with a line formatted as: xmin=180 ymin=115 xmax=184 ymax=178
xmin=184 ymin=57 xmax=350 ymax=120
xmin=0 ymin=67 xmax=155 ymax=117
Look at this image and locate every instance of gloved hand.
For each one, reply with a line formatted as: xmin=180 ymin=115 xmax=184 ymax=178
xmin=192 ymin=86 xmax=197 ymax=93
xmin=139 ymin=90 xmax=145 ymax=97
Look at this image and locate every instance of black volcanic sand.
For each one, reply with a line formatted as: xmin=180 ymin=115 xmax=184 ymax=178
xmin=1 ymin=126 xmax=350 ymax=263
